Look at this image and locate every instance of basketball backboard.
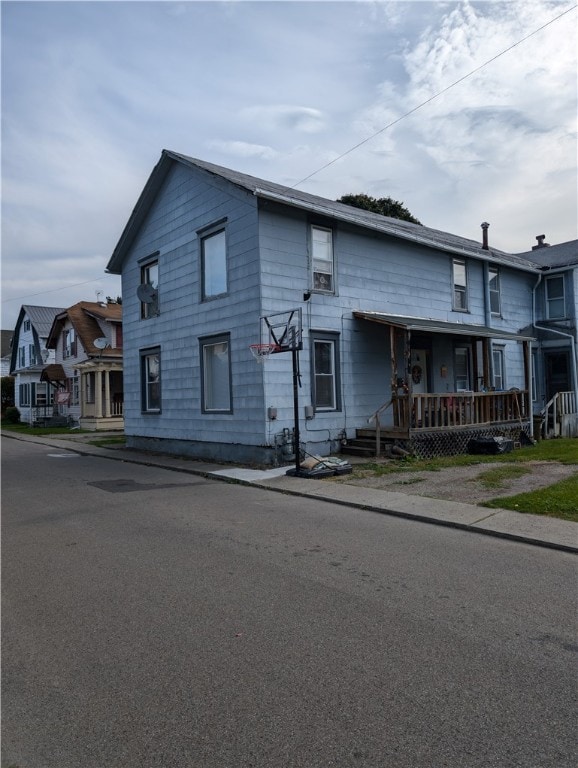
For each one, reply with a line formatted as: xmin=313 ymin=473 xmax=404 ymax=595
xmin=259 ymin=308 xmax=303 ymax=353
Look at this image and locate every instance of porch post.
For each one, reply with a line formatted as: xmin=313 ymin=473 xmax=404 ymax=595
xmin=405 ymin=329 xmax=413 ymax=430
xmin=482 ymin=338 xmax=491 ymax=389
xmin=79 ymin=373 xmax=86 ymax=420
xmin=104 ymin=369 xmax=111 ymax=418
xmin=524 ymin=340 xmax=533 ymax=436
xmin=95 ymin=370 xmax=103 ymax=418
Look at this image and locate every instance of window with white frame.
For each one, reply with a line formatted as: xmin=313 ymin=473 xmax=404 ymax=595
xmin=23 ymin=319 xmax=31 ymax=332
xmin=312 ymin=333 xmax=340 ymax=411
xmin=141 ymin=348 xmax=161 ymax=412
xmin=311 ymin=226 xmax=334 ymax=292
xmin=201 ymin=335 xmax=231 ymax=412
xmin=35 ymin=382 xmax=50 ymax=406
xmin=201 ymin=227 xmax=227 ymax=299
xmin=492 ymin=347 xmax=505 ymax=390
xmin=18 ymin=347 xmax=26 ymax=367
xmin=452 ymin=258 xmax=468 ymax=311
xmin=140 ymin=259 xmax=160 ymax=319
xmin=63 ymin=328 xmax=76 ymax=358
xmin=454 ymin=346 xmax=470 ymax=391
xmin=67 ymin=376 xmax=80 ymax=406
xmin=489 ymin=266 xmax=501 ymax=315
xmin=29 ymin=344 xmax=38 ymax=365
xmin=546 ymin=275 xmax=565 ymax=319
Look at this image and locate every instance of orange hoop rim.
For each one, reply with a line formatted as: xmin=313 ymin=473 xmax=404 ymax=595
xmin=250 ymin=343 xmax=281 ymax=361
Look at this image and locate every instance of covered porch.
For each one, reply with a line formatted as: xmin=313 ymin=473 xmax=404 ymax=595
xmin=352 ymin=312 xmax=535 ymax=458
xmin=77 ymin=360 xmax=124 ymax=431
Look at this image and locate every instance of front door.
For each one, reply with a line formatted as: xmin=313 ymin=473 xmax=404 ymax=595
xmin=545 ymin=351 xmax=570 ymax=401
xmin=410 ymin=350 xmax=428 ymax=394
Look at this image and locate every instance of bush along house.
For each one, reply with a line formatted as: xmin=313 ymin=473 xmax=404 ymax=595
xmin=40 ymin=300 xmax=124 ymax=430
xmin=105 ymin=150 xmax=576 ymax=463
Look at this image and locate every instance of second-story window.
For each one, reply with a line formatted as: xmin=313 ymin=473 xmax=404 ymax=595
xmin=29 ymin=344 xmax=38 ymax=365
xmin=489 ymin=266 xmax=501 ymax=315
xmin=63 ymin=328 xmax=76 ymax=358
xmin=18 ymin=347 xmax=26 ymax=367
xmin=312 ymin=226 xmax=334 ymax=292
xmin=546 ymin=275 xmax=565 ymax=319
xmin=140 ymin=260 xmax=160 ymax=319
xmin=201 ymin=228 xmax=227 ymax=299
xmin=452 ymin=258 xmax=468 ymax=311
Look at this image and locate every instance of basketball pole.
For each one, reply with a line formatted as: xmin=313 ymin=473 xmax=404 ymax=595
xmin=291 ymin=346 xmax=301 ymax=476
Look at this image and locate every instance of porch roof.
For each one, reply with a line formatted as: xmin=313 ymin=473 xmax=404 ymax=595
xmin=40 ymin=364 xmax=67 ymax=383
xmin=353 ymin=311 xmax=536 ymax=341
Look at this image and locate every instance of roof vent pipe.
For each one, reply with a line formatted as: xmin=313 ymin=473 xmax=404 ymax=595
xmin=481 ymin=222 xmax=490 ymax=250
xmin=532 ymin=234 xmax=550 ymax=250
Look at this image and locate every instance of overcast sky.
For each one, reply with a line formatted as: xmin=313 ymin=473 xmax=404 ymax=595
xmin=2 ymin=0 xmax=577 ymax=330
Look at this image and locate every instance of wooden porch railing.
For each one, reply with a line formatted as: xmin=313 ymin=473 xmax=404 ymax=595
xmin=408 ymin=390 xmax=529 ymax=430
xmin=540 ymin=391 xmax=577 ymax=438
xmin=369 ymin=390 xmax=530 ymax=455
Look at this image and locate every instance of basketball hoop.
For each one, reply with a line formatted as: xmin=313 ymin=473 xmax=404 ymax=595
xmin=250 ymin=343 xmax=280 ymax=363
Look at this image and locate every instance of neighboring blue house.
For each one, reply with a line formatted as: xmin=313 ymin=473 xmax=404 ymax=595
xmin=515 ymin=237 xmax=578 ymax=437
xmin=106 ymin=150 xmax=574 ymax=463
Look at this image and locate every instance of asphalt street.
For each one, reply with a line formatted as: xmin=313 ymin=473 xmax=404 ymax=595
xmin=2 ymin=437 xmax=577 ymax=768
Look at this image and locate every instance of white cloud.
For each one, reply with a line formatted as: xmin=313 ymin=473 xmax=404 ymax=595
xmin=239 ymin=105 xmax=326 ymax=134
xmin=206 ymin=140 xmax=278 ymax=160
xmin=1 ymin=0 xmax=576 ymax=328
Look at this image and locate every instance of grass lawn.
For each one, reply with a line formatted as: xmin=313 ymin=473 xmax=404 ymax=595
xmin=349 ymin=438 xmax=578 ymax=521
xmin=0 ymin=423 xmax=90 ymax=436
xmin=483 ymin=473 xmax=578 ymax=522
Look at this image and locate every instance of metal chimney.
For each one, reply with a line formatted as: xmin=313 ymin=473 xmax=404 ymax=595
xmin=481 ymin=222 xmax=490 ymax=250
xmin=532 ymin=234 xmax=550 ymax=250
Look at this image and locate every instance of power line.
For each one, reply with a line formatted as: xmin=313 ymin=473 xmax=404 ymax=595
xmin=293 ymin=3 xmax=578 ymax=188
xmin=2 ymin=276 xmax=119 ymax=305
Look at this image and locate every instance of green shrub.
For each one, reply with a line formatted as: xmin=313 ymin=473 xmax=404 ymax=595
xmin=3 ymin=406 xmax=20 ymax=424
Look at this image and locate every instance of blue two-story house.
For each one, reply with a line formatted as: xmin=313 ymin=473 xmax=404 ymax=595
xmin=106 ymin=150 xmax=572 ymax=464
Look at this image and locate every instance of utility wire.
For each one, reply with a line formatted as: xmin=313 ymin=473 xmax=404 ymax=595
xmin=2 ymin=276 xmax=118 ymax=304
xmin=293 ymin=4 xmax=578 ymax=188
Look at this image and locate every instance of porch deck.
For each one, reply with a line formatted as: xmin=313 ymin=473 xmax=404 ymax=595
xmin=364 ymin=390 xmax=531 ymax=459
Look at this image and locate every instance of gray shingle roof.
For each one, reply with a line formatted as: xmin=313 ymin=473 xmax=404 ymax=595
xmin=23 ymin=305 xmax=66 ymax=338
xmin=108 ymin=149 xmax=570 ymax=275
xmin=166 ymin=151 xmax=538 ymax=272
xmin=514 ymin=240 xmax=578 ymax=269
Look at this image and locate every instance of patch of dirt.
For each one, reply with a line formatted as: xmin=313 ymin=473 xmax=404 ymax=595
xmin=332 ymin=461 xmax=577 ymax=505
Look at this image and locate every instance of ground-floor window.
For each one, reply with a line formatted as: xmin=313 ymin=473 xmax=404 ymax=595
xmin=201 ymin=335 xmax=231 ymax=413
xmin=140 ymin=348 xmax=162 ymax=413
xmin=454 ymin=346 xmax=471 ymax=391
xmin=311 ymin=332 xmax=341 ymax=411
xmin=492 ymin=347 xmax=505 ymax=390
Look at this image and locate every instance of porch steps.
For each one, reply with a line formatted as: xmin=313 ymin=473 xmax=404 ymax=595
xmin=341 ymin=428 xmax=409 ymax=459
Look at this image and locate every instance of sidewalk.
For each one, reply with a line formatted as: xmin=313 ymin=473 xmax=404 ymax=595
xmin=3 ymin=430 xmax=577 ymax=554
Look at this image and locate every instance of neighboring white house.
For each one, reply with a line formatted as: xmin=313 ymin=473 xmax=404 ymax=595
xmin=42 ymin=300 xmax=124 ymax=431
xmin=105 ymin=150 xmax=571 ymax=463
xmin=9 ymin=305 xmax=65 ymax=424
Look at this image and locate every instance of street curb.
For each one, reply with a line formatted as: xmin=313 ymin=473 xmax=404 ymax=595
xmin=3 ymin=431 xmax=577 ymax=555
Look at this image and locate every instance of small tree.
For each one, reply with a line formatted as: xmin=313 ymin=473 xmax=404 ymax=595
xmin=337 ymin=193 xmax=421 ymax=225
xmin=1 ymin=376 xmax=15 ymax=412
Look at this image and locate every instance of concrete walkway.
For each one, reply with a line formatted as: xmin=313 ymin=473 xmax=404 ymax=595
xmin=3 ymin=430 xmax=577 ymax=554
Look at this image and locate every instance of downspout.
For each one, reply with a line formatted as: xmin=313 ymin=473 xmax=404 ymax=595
xmin=532 ymin=271 xmax=578 ymax=403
